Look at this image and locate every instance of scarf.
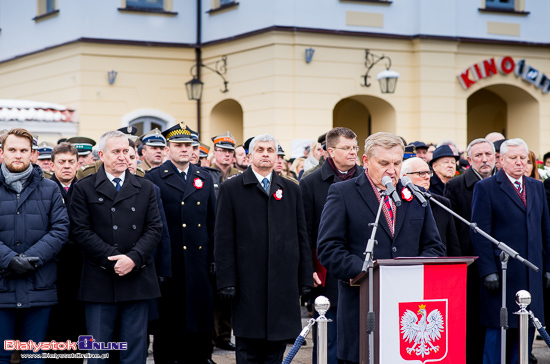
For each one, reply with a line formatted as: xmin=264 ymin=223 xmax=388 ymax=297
xmin=2 ymin=163 xmax=33 ymax=193
xmin=327 ymin=157 xmax=357 ymax=181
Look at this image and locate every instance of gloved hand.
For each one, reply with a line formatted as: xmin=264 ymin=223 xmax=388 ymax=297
xmin=544 ymin=272 xmax=550 ymax=290
xmin=209 ymin=262 xmax=216 ymax=278
xmin=300 ymin=285 xmax=312 ymax=298
xmin=8 ymin=255 xmax=39 ymax=276
xmin=218 ymin=286 xmax=236 ymax=300
xmin=484 ymin=273 xmax=500 ymax=292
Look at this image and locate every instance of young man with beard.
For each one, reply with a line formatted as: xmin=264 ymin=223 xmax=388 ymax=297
xmin=214 ymin=134 xmax=312 ymax=364
xmin=299 ymin=127 xmax=364 ymax=364
xmin=234 ymin=145 xmax=249 ymax=172
xmin=0 ymin=128 xmax=69 ymax=363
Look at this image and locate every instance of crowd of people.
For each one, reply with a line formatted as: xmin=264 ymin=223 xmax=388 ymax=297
xmin=0 ymin=123 xmax=548 ymax=364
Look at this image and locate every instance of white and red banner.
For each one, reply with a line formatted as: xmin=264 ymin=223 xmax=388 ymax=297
xmin=378 ymin=264 xmax=466 ymax=364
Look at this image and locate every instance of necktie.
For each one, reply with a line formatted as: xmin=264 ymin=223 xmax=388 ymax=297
xmin=514 ymin=181 xmax=522 ymax=194
xmin=64 ymin=186 xmax=69 ymax=192
xmin=262 ymin=178 xmax=269 ymax=192
xmin=384 ymin=195 xmax=394 ymax=222
xmin=182 ymin=171 xmax=187 ymax=181
xmin=113 ymin=178 xmax=121 ymax=192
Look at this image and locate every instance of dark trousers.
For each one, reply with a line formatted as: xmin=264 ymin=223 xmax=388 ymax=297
xmin=84 ymin=300 xmax=148 ymax=364
xmin=312 ymin=306 xmax=339 ymax=364
xmin=483 ymin=327 xmax=535 ymax=364
xmin=235 ymin=337 xmax=286 ymax=364
xmin=0 ymin=306 xmax=51 ymax=364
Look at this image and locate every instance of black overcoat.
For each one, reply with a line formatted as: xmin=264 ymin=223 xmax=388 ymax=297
xmin=69 ymin=166 xmax=162 ymax=302
xmin=317 ymin=172 xmax=446 ymax=362
xmin=299 ymin=161 xmax=363 ymax=304
xmin=471 ymin=170 xmax=550 ymax=328
xmin=145 ymin=161 xmax=216 ymax=332
xmin=429 ymin=193 xmax=462 ymax=256
xmin=214 ymin=167 xmax=313 ymax=341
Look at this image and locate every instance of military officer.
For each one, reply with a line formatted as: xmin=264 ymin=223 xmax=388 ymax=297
xmin=140 ymin=128 xmax=166 ymax=171
xmin=30 ymin=133 xmax=40 ymax=164
xmin=145 ymin=122 xmax=216 ymax=364
xmin=36 ymin=141 xmax=54 ymax=178
xmin=211 ymin=131 xmax=241 ymax=182
xmin=274 ymin=144 xmax=298 ymax=184
xmin=199 ymin=142 xmax=210 ymax=167
xmin=66 ymin=136 xmax=96 ymax=167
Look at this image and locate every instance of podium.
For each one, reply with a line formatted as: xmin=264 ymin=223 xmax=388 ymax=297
xmin=351 ymin=257 xmax=474 ymax=364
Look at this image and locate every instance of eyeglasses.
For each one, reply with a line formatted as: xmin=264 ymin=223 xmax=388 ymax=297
xmin=406 ymin=171 xmax=433 ymax=178
xmin=332 ymin=146 xmax=360 ymax=153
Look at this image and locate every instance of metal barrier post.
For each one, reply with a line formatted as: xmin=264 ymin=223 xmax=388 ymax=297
xmin=314 ymin=296 xmax=331 ymax=364
xmin=515 ymin=290 xmax=531 ymax=364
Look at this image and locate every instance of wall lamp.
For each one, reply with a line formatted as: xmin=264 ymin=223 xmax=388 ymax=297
xmin=185 ymin=55 xmax=229 ymax=101
xmin=361 ymin=49 xmax=400 ymax=94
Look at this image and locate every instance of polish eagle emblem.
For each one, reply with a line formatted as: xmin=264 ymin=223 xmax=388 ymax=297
xmin=400 ymin=304 xmax=445 ymax=358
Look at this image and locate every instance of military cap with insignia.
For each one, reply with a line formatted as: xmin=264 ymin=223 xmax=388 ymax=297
xmin=211 ymin=131 xmax=235 ymax=150
xmin=140 ymin=128 xmax=167 ymax=147
xmin=243 ymin=137 xmax=254 ymax=155
xmin=118 ymin=126 xmax=138 ymax=135
xmin=66 ymin=136 xmax=96 ymax=156
xmin=162 ymin=122 xmax=195 ymax=143
xmin=32 ymin=134 xmax=39 ymax=150
xmin=37 ymin=142 xmax=54 ymax=160
xmin=277 ymin=144 xmax=285 ymax=157
xmin=199 ymin=142 xmax=210 ymax=158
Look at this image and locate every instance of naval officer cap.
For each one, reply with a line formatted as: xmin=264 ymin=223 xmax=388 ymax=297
xmin=199 ymin=142 xmax=210 ymax=158
xmin=66 ymin=136 xmax=96 ymax=156
xmin=162 ymin=122 xmax=195 ymax=143
xmin=118 ymin=126 xmax=138 ymax=136
xmin=211 ymin=131 xmax=235 ymax=150
xmin=140 ymin=128 xmax=167 ymax=147
xmin=191 ymin=129 xmax=200 ymax=147
xmin=277 ymin=144 xmax=285 ymax=157
xmin=37 ymin=142 xmax=54 ymax=160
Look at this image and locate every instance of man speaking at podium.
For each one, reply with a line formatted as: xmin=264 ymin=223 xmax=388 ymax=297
xmin=317 ymin=132 xmax=446 ymax=364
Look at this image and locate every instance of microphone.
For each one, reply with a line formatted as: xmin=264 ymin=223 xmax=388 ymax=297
xmin=400 ymin=176 xmax=428 ymax=207
xmin=381 ymin=176 xmax=401 ymax=206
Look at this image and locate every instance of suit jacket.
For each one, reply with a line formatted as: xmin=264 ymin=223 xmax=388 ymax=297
xmin=299 ymin=160 xmax=363 ymax=304
xmin=145 ymin=161 xmax=216 ymax=332
xmin=471 ymin=170 xmax=550 ymax=328
xmin=430 ymin=194 xmax=461 ymax=256
xmin=317 ymin=172 xmax=445 ymax=362
xmin=69 ymin=166 xmax=162 ymax=302
xmin=214 ymin=167 xmax=313 ymax=341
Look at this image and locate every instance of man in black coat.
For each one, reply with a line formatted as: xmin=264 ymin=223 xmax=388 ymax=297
xmin=444 ymin=137 xmax=496 ymax=364
xmin=400 ymin=157 xmax=461 ymax=256
xmin=69 ymin=130 xmax=162 ymax=364
xmin=429 ymin=145 xmax=459 ymax=196
xmin=300 ymin=127 xmax=363 ymax=364
xmin=145 ymin=123 xmax=216 ymax=364
xmin=317 ymin=132 xmax=446 ymax=364
xmin=46 ymin=142 xmax=85 ymax=364
xmin=214 ymin=134 xmax=313 ymax=364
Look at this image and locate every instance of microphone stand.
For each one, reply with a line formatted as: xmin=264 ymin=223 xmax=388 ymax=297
xmin=361 ymin=190 xmax=388 ymax=364
xmin=417 ymin=188 xmax=538 ymax=364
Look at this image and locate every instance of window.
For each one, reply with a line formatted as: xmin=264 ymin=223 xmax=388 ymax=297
xmin=126 ymin=0 xmax=164 ymax=10
xmin=34 ymin=0 xmax=59 ymax=21
xmin=485 ymin=0 xmax=514 ymax=10
xmin=129 ymin=117 xmax=167 ymax=137
xmin=220 ymin=0 xmax=235 ymax=5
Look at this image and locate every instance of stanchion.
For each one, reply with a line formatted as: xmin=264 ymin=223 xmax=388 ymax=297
xmin=314 ymin=296 xmax=331 ymax=364
xmin=515 ymin=290 xmax=531 ymax=364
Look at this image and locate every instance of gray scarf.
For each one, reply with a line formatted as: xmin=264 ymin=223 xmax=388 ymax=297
xmin=2 ymin=163 xmax=33 ymax=193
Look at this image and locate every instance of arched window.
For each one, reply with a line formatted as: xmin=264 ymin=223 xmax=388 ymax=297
xmin=129 ymin=116 xmax=167 ymax=137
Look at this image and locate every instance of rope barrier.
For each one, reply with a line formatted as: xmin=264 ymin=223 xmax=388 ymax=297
xmin=529 ymin=311 xmax=550 ymax=349
xmin=281 ymin=318 xmax=316 ymax=364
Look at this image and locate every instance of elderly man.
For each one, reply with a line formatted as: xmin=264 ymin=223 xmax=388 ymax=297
xmin=69 ymin=131 xmax=162 ymax=364
xmin=214 ymin=134 xmax=312 ymax=364
xmin=444 ymin=137 xmax=496 ymax=364
xmin=471 ymin=138 xmax=550 ymax=364
xmin=0 ymin=128 xmax=69 ymax=363
xmin=429 ymin=145 xmax=459 ymax=195
xmin=400 ymin=157 xmax=461 ymax=256
xmin=317 ymin=132 xmax=445 ymax=364
xmin=300 ymin=127 xmax=363 ymax=364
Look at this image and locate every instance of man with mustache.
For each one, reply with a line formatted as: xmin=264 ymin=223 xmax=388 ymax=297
xmin=214 ymin=134 xmax=312 ymax=364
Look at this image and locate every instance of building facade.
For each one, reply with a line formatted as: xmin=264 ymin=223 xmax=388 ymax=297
xmin=0 ymin=0 xmax=549 ymax=155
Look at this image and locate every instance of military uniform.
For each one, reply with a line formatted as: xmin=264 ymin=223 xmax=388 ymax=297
xmin=77 ymin=160 xmax=144 ymax=179
xmin=213 ymin=164 xmax=241 ymax=182
xmin=139 ymin=129 xmax=166 ymax=172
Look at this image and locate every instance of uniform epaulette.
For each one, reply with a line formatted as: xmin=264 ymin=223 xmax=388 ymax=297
xmin=282 ymin=174 xmax=299 ymax=185
xmin=80 ymin=164 xmax=95 ymax=171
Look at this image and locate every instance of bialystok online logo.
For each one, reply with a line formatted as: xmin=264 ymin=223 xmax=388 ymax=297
xmin=4 ymin=335 xmax=127 ymax=353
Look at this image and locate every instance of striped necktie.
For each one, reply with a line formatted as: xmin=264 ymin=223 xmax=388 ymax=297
xmin=514 ymin=181 xmax=522 ymax=194
xmin=384 ymin=195 xmax=394 ymax=222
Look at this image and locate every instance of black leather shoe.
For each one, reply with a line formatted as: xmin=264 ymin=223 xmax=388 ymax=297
xmin=215 ymin=340 xmax=236 ymax=351
xmin=530 ymin=353 xmax=538 ymax=364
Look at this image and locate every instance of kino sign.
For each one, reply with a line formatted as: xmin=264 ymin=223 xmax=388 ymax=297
xmin=458 ymin=56 xmax=550 ymax=94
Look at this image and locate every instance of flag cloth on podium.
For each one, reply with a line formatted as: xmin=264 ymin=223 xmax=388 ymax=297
xmin=378 ymin=263 xmax=466 ymax=364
